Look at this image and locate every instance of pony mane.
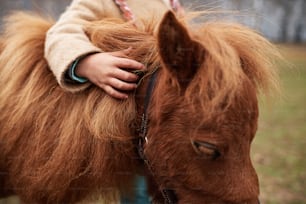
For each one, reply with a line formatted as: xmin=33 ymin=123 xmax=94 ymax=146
xmin=196 ymin=20 xmax=280 ymax=113
xmin=0 ymin=13 xmax=145 ymax=142
xmin=154 ymin=14 xmax=280 ymax=118
xmin=86 ymin=13 xmax=280 ymax=128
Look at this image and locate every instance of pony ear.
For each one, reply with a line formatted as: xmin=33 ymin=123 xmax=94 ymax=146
xmin=158 ymin=11 xmax=204 ymax=89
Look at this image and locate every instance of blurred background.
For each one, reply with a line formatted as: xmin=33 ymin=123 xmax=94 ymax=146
xmin=1 ymin=0 xmax=306 ymax=42
xmin=0 ymin=0 xmax=305 ymax=204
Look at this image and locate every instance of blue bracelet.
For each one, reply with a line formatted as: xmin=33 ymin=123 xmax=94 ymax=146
xmin=69 ymin=57 xmax=88 ymax=83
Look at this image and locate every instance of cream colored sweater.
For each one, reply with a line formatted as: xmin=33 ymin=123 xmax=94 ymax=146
xmin=44 ymin=0 xmax=171 ymax=92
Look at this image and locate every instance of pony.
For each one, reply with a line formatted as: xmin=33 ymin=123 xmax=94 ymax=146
xmin=0 ymin=10 xmax=279 ymax=204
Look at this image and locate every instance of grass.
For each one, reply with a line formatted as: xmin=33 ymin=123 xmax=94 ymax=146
xmin=252 ymin=44 xmax=306 ymax=203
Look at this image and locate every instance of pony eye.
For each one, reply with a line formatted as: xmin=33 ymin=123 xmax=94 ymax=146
xmin=192 ymin=140 xmax=221 ymax=160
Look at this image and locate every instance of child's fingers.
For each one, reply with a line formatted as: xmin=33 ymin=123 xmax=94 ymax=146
xmin=115 ymin=58 xmax=145 ymax=70
xmin=112 ymin=68 xmax=139 ymax=82
xmin=108 ymin=78 xmax=137 ymax=91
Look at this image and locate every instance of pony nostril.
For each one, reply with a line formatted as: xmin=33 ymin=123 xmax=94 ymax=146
xmin=192 ymin=141 xmax=221 ymax=160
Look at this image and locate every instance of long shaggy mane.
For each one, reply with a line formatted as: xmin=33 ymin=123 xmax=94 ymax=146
xmin=186 ymin=20 xmax=280 ymax=115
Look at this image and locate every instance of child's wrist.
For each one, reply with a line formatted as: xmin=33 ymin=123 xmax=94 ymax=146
xmin=68 ymin=52 xmax=100 ymax=83
xmin=69 ymin=58 xmax=88 ymax=83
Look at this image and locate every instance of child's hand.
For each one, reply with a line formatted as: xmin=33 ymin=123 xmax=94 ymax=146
xmin=76 ymin=48 xmax=145 ymax=99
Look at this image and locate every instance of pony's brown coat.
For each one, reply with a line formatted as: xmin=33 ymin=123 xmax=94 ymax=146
xmin=0 ymin=11 xmax=279 ymax=203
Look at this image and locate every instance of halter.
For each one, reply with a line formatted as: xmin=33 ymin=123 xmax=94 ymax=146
xmin=137 ymin=70 xmax=178 ymax=204
xmin=112 ymin=1 xmax=181 ymax=202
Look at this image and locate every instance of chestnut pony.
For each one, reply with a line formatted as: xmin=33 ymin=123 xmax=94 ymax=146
xmin=0 ymin=11 xmax=278 ymax=203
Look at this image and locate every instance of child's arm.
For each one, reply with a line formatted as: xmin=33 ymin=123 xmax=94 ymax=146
xmin=45 ymin=0 xmax=145 ymax=98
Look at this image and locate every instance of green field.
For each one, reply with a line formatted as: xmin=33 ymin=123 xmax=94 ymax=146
xmin=1 ymin=45 xmax=306 ymax=204
xmin=252 ymin=44 xmax=306 ymax=203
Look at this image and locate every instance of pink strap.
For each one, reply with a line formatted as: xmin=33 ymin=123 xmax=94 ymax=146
xmin=170 ymin=0 xmax=183 ymax=13
xmin=114 ymin=0 xmax=184 ymax=21
xmin=114 ymin=0 xmax=136 ymax=21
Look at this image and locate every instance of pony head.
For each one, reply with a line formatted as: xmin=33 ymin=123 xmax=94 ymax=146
xmin=139 ymin=11 xmax=278 ymax=203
